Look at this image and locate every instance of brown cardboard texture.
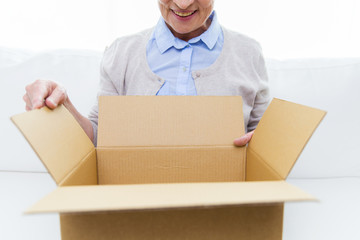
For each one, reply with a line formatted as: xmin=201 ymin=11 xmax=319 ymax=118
xmin=96 ymin=96 xmax=245 ymax=184
xmin=11 ymin=96 xmax=326 ymax=240
xmin=11 ymin=106 xmax=97 ymax=186
xmin=246 ymin=98 xmax=327 ymax=181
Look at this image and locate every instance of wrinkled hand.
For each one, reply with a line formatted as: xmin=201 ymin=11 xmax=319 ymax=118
xmin=23 ymin=79 xmax=68 ymax=111
xmin=23 ymin=79 xmax=94 ymax=141
xmin=233 ymin=130 xmax=254 ymax=147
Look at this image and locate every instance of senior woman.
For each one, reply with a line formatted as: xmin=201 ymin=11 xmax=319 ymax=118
xmin=23 ymin=0 xmax=270 ymax=146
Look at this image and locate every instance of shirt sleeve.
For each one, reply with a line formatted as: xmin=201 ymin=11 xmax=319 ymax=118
xmin=247 ymin=44 xmax=271 ymax=132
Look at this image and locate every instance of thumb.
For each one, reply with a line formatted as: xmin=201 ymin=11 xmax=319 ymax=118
xmin=45 ymin=85 xmax=68 ymax=109
xmin=233 ymin=130 xmax=254 ymax=147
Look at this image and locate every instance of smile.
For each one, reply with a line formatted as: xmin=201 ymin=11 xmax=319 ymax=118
xmin=172 ymin=10 xmax=197 ymax=17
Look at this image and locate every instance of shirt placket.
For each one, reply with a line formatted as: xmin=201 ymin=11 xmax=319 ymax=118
xmin=176 ymin=44 xmax=193 ymax=95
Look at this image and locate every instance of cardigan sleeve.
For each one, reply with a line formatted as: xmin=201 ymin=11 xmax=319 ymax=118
xmin=247 ymin=44 xmax=271 ymax=132
xmin=88 ymin=41 xmax=123 ymax=146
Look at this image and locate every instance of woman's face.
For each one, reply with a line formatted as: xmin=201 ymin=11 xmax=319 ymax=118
xmin=158 ymin=0 xmax=214 ymax=41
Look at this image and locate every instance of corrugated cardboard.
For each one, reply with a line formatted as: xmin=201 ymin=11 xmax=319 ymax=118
xmin=246 ymin=99 xmax=326 ymax=181
xmin=26 ymin=181 xmax=313 ymax=214
xmin=58 ymin=205 xmax=285 ymax=240
xmin=10 ymin=106 xmax=97 ymax=186
xmin=96 ymin=96 xmax=246 ymax=184
xmin=11 ymin=96 xmax=326 ymax=240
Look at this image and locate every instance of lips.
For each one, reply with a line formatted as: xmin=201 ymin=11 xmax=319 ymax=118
xmin=172 ymin=10 xmax=197 ymax=17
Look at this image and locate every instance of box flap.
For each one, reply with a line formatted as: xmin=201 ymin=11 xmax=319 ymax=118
xmin=247 ymin=99 xmax=326 ymax=180
xmin=11 ymin=106 xmax=95 ymax=185
xmin=97 ymin=96 xmax=244 ymax=147
xmin=26 ymin=181 xmax=315 ymax=214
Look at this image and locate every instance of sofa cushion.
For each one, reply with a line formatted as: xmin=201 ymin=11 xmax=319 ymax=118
xmin=267 ymin=58 xmax=360 ymax=178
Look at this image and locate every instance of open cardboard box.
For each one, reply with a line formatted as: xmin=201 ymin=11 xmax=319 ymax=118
xmin=11 ymin=96 xmax=326 ymax=240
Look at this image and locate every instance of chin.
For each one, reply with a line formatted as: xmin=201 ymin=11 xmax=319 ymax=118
xmin=172 ymin=26 xmax=194 ymax=35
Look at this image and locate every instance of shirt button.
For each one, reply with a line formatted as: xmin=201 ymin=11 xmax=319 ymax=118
xmin=183 ymin=67 xmax=187 ymax=72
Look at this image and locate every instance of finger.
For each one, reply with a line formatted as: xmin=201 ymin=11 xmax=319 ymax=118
xmin=45 ymin=85 xmax=67 ymax=109
xmin=233 ymin=130 xmax=255 ymax=147
xmin=25 ymin=80 xmax=49 ymax=109
xmin=23 ymin=93 xmax=30 ymax=107
xmin=23 ymin=92 xmax=44 ymax=110
xmin=32 ymin=95 xmax=46 ymax=109
xmin=23 ymin=94 xmax=34 ymax=111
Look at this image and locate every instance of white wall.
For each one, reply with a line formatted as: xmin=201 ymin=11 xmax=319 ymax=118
xmin=0 ymin=0 xmax=359 ymax=58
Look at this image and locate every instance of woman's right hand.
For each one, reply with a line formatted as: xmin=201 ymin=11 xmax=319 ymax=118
xmin=23 ymin=79 xmax=94 ymax=142
xmin=23 ymin=79 xmax=68 ymax=111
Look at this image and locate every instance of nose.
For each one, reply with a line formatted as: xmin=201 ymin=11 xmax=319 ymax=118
xmin=173 ymin=0 xmax=194 ymax=9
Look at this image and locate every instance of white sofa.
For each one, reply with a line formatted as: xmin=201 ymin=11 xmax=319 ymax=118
xmin=1 ymin=47 xmax=359 ymax=240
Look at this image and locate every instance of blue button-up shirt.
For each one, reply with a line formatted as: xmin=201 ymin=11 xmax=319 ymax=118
xmin=146 ymin=11 xmax=224 ymax=96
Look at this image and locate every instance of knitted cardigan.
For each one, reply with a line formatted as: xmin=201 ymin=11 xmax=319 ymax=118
xmin=89 ymin=27 xmax=270 ymax=145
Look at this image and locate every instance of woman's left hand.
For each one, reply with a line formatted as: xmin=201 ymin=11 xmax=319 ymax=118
xmin=233 ymin=130 xmax=255 ymax=147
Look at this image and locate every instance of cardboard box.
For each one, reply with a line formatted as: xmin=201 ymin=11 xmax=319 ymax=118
xmin=11 ymin=96 xmax=326 ymax=240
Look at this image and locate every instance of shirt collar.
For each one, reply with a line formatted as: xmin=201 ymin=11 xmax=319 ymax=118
xmin=189 ymin=11 xmax=221 ymax=50
xmin=152 ymin=11 xmax=221 ymax=54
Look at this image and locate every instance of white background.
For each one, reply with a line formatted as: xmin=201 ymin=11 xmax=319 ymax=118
xmin=1 ymin=0 xmax=359 ymax=58
xmin=1 ymin=2 xmax=360 ymax=240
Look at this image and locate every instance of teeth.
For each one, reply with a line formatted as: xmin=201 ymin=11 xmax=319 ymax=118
xmin=173 ymin=10 xmax=195 ymax=17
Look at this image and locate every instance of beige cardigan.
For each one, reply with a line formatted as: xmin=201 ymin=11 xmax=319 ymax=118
xmin=89 ymin=27 xmax=270 ymax=145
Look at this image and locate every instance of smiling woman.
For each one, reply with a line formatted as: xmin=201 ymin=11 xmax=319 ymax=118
xmin=22 ymin=0 xmax=271 ymax=147
xmin=158 ymin=0 xmax=214 ymax=41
